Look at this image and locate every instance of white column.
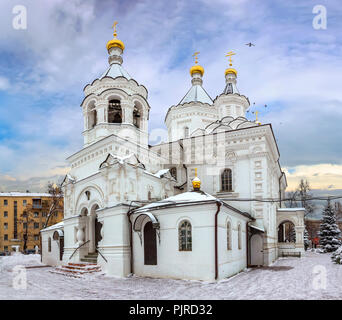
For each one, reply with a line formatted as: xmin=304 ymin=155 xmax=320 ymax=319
xmin=89 ymin=215 xmax=96 ymax=253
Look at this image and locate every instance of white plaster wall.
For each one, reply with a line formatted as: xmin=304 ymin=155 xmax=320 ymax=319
xmin=41 ymin=230 xmax=63 ymax=267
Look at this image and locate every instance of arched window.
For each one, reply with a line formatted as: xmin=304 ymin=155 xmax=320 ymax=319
xmin=227 ymin=221 xmax=232 ymax=250
xmin=48 ymin=237 xmax=51 ymax=252
xmin=221 ymin=169 xmax=233 ymax=192
xmin=179 ymin=220 xmax=192 ymax=251
xmin=184 ymin=127 xmax=189 ymax=138
xmin=238 ymin=224 xmax=241 ymax=250
xmin=89 ymin=109 xmax=97 ymax=129
xmin=108 ymin=99 xmax=122 ymax=124
xmin=133 ymin=105 xmax=141 ymax=128
xmin=170 ymin=167 xmax=177 ymax=180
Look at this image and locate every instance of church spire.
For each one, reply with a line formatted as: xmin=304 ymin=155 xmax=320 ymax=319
xmin=223 ymin=51 xmax=239 ymax=94
xmin=106 ymin=21 xmax=125 ymax=66
xmin=179 ymin=52 xmax=213 ymax=105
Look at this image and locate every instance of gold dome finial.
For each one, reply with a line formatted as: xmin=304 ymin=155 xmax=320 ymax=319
xmin=192 ymin=168 xmax=201 ymax=191
xmin=106 ymin=21 xmax=125 ymax=52
xmin=225 ymin=51 xmax=237 ymax=76
xmin=255 ymin=111 xmax=261 ymax=125
xmin=190 ymin=52 xmax=204 ymax=76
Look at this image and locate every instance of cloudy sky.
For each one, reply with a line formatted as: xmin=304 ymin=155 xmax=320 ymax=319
xmin=0 ymin=0 xmax=341 ymax=193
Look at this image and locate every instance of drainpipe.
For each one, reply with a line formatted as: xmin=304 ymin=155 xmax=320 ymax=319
xmin=246 ymin=221 xmax=249 ymax=267
xmin=278 ymin=172 xmax=284 ymax=207
xmin=214 ymin=201 xmax=222 ymax=280
xmin=127 ymin=210 xmax=134 ymax=275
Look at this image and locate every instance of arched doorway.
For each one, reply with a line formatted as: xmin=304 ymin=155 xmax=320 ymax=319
xmin=278 ymin=221 xmax=296 ymax=243
xmin=144 ymin=221 xmax=157 ymax=265
xmin=250 ymin=234 xmax=263 ymax=266
xmin=89 ymin=204 xmax=100 ymax=253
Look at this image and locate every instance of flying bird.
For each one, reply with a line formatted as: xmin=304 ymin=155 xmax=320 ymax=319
xmin=246 ymin=42 xmax=255 ymax=47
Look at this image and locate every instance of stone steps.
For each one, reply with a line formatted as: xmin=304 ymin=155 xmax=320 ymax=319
xmin=50 ymin=262 xmax=101 ymax=278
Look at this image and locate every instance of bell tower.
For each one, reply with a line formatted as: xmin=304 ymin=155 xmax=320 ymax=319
xmin=81 ymin=22 xmax=150 ymax=148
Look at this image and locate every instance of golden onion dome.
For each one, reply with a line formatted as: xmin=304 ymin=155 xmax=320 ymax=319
xmin=107 ymin=38 xmax=125 ymax=52
xmin=190 ymin=64 xmax=204 ymax=76
xmin=192 ymin=168 xmax=201 ymax=191
xmin=225 ymin=68 xmax=237 ymax=76
xmin=107 ymin=21 xmax=125 ymax=52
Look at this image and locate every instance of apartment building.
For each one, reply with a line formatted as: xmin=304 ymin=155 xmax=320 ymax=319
xmin=0 ymin=192 xmax=63 ymax=253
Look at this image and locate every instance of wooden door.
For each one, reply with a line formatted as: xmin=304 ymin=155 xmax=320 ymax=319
xmin=144 ymin=221 xmax=157 ymax=265
xmin=59 ymin=237 xmax=64 ymax=261
xmin=250 ymin=234 xmax=263 ymax=266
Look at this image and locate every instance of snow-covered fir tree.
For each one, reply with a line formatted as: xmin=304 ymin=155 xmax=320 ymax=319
xmin=319 ymin=200 xmax=341 ymax=252
xmin=304 ymin=228 xmax=310 ymax=250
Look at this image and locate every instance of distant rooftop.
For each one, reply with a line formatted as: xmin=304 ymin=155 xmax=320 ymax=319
xmin=0 ymin=192 xmax=53 ymax=197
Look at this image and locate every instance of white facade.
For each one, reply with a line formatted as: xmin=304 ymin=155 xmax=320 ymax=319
xmin=41 ymin=33 xmax=305 ymax=281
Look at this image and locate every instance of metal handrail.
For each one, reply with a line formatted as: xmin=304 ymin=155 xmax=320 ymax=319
xmin=69 ymin=240 xmax=90 ymax=260
xmin=96 ymin=248 xmax=108 ymax=263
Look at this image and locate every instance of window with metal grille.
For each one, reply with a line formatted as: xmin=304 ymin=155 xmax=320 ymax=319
xmin=179 ymin=220 xmax=192 ymax=251
xmin=221 ymin=169 xmax=233 ymax=192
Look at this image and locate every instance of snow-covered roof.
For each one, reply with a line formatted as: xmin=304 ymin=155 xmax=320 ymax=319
xmin=135 ymin=191 xmax=217 ymax=213
xmin=100 ymin=63 xmax=131 ymax=80
xmin=180 ymin=85 xmax=213 ymax=105
xmin=40 ymin=221 xmax=64 ymax=232
xmin=278 ymin=208 xmax=306 ymax=211
xmin=249 ymin=224 xmax=265 ymax=233
xmin=0 ymin=192 xmax=52 ymax=197
xmin=152 ymin=169 xmax=170 ymax=178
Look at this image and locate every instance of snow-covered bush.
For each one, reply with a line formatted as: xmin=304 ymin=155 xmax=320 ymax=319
xmin=332 ymin=246 xmax=342 ymax=264
xmin=319 ymin=200 xmax=341 ymax=252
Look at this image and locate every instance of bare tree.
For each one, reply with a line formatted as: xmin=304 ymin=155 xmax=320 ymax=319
xmin=286 ymin=190 xmax=299 ymax=208
xmin=42 ymin=183 xmax=64 ymax=229
xmin=18 ymin=206 xmax=36 ymax=252
xmin=17 ymin=183 xmax=63 ymax=253
xmin=297 ymin=179 xmax=315 ymax=216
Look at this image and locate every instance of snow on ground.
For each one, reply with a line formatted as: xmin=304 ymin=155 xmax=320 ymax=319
xmin=0 ymin=251 xmax=342 ymax=300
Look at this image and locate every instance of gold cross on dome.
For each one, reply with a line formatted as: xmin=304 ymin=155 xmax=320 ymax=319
xmin=225 ymin=51 xmax=236 ymax=67
xmin=255 ymin=111 xmax=261 ymax=125
xmin=193 ymin=52 xmax=200 ymax=64
xmin=112 ymin=21 xmax=118 ymax=37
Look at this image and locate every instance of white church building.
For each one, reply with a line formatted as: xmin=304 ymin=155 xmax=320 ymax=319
xmin=41 ymin=25 xmax=305 ymax=281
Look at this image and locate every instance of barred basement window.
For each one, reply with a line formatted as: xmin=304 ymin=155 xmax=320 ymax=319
xmin=227 ymin=221 xmax=232 ymax=250
xmin=221 ymin=169 xmax=233 ymax=192
xmin=179 ymin=220 xmax=192 ymax=251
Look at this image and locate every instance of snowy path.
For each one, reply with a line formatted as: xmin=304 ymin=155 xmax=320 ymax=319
xmin=0 ymin=251 xmax=341 ymax=300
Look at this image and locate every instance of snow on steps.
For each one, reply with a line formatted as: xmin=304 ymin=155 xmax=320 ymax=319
xmin=50 ymin=262 xmax=102 ymax=278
